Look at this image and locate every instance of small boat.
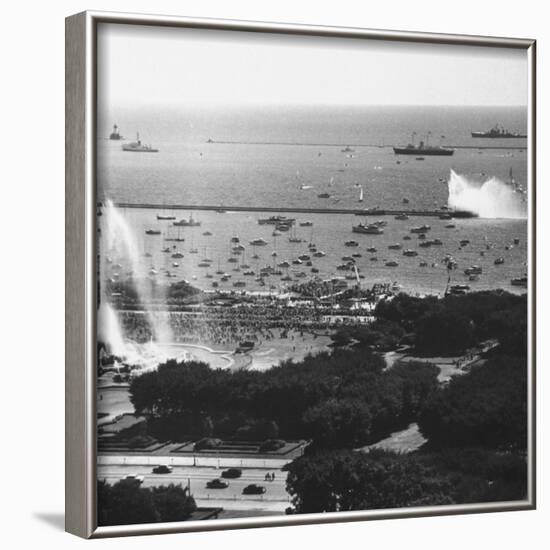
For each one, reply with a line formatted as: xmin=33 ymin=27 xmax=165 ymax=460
xmin=464 ymin=265 xmax=483 ymax=275
xmin=385 ymin=261 xmax=399 ymax=267
xmin=250 ymin=238 xmax=268 ymax=246
xmin=145 ymin=229 xmax=161 ymax=235
xmin=233 ymin=281 xmax=246 ymax=288
xmin=460 ymin=239 xmax=470 ymax=246
xmin=300 ymin=221 xmax=313 ymax=227
xmin=395 ymin=213 xmax=409 ymax=220
xmin=403 ymin=235 xmax=412 ymax=241
xmin=174 ymin=216 xmax=201 ymax=227
xmin=511 ymin=276 xmax=527 ymax=287
xmin=494 ymin=257 xmax=505 ymax=265
xmin=230 ymin=236 xmax=240 ymax=243
xmin=439 ymin=213 xmax=452 ymax=220
xmin=317 ymin=193 xmax=331 ymax=199
xmin=403 ymin=249 xmax=418 ymax=257
xmin=276 ymin=224 xmax=291 ymax=232
xmin=445 ymin=224 xmax=456 ymax=229
xmin=157 ymin=214 xmax=176 ymax=220
xmin=370 ymin=257 xmax=378 ymax=262
xmin=367 ymin=247 xmax=377 ymax=253
xmin=171 ymin=252 xmax=184 ymax=259
xmin=352 ymin=223 xmax=384 ymax=235
xmin=449 ymin=285 xmax=469 ymax=295
xmin=258 ymin=215 xmax=295 ymax=226
xmin=345 ymin=240 xmax=359 ymax=247
xmin=411 ymin=225 xmax=431 ymax=234
xmin=311 ymin=267 xmax=319 ymax=273
xmin=172 ymin=262 xmax=179 ymax=267
xmin=313 ymin=251 xmax=326 ymax=257
xmin=419 ymin=261 xmax=428 ymax=267
xmin=388 ymin=243 xmax=402 ymax=250
xmin=202 ymin=231 xmax=213 ymax=236
xmin=341 ymin=145 xmax=354 ymax=153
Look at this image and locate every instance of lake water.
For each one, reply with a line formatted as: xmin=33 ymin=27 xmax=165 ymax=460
xmin=97 ymin=105 xmax=528 ymax=295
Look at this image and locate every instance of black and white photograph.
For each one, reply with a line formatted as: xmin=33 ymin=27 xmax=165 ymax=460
xmin=94 ymin=20 xmax=532 ymax=528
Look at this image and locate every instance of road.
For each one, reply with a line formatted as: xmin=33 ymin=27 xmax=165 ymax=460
xmin=97 ymin=464 xmax=290 ymax=513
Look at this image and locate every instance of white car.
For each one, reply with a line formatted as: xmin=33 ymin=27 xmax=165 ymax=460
xmin=124 ymin=474 xmax=145 ymax=484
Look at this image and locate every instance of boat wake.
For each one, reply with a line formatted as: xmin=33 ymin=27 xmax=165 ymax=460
xmin=447 ymin=169 xmax=527 ymax=219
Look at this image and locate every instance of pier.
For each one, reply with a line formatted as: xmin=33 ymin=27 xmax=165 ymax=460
xmin=113 ymin=203 xmax=476 ymax=218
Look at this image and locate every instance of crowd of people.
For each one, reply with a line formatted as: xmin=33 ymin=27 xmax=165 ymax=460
xmin=116 ymin=299 xmax=373 ymax=348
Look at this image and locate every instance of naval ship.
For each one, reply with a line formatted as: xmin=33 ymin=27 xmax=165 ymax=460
xmin=471 ymin=124 xmax=526 ymax=138
xmin=393 ymin=132 xmax=454 ymax=156
xmin=122 ymin=132 xmax=159 ymax=153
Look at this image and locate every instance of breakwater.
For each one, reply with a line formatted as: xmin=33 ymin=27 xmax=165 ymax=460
xmin=112 ymin=203 xmax=476 ymax=218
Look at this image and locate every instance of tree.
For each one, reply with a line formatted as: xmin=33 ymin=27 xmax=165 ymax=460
xmin=415 ymin=311 xmax=475 ymax=356
xmin=98 ymin=479 xmax=158 ymax=526
xmin=284 ymin=450 xmax=453 ymax=514
xmin=418 ymin=356 xmax=527 ymax=450
xmin=151 ymin=484 xmax=196 ymax=522
xmin=303 ymin=399 xmax=372 ymax=448
xmin=97 ymin=480 xmax=196 ymax=526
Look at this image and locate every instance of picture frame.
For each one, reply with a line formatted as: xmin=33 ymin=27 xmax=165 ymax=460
xmin=66 ymin=10 xmax=536 ymax=539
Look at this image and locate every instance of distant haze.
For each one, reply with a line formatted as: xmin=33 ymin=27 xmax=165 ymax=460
xmin=98 ymin=23 xmax=528 ymax=108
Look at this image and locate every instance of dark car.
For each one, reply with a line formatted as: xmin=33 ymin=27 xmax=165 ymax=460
xmin=206 ymin=478 xmax=229 ymax=489
xmin=221 ymin=468 xmax=242 ymax=479
xmin=242 ymin=484 xmax=266 ymax=495
xmin=152 ymin=465 xmax=173 ymax=474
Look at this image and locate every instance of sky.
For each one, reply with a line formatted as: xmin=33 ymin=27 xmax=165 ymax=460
xmin=97 ymin=23 xmax=528 ymax=108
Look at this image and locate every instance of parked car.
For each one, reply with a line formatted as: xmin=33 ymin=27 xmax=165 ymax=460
xmin=206 ymin=478 xmax=229 ymax=489
xmin=221 ymin=468 xmax=242 ymax=479
xmin=152 ymin=465 xmax=173 ymax=474
xmin=242 ymin=484 xmax=266 ymax=495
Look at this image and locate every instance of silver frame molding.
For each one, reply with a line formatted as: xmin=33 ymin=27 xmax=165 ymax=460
xmin=65 ymin=10 xmax=537 ymax=539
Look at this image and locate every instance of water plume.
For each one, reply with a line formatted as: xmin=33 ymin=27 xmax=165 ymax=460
xmin=98 ymin=200 xmax=174 ymax=364
xmin=447 ymin=169 xmax=527 ymax=219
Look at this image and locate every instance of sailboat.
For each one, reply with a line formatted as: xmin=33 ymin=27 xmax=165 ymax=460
xmin=288 ymin=225 xmax=303 ymax=243
xmin=358 ymin=186 xmax=364 ymax=202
